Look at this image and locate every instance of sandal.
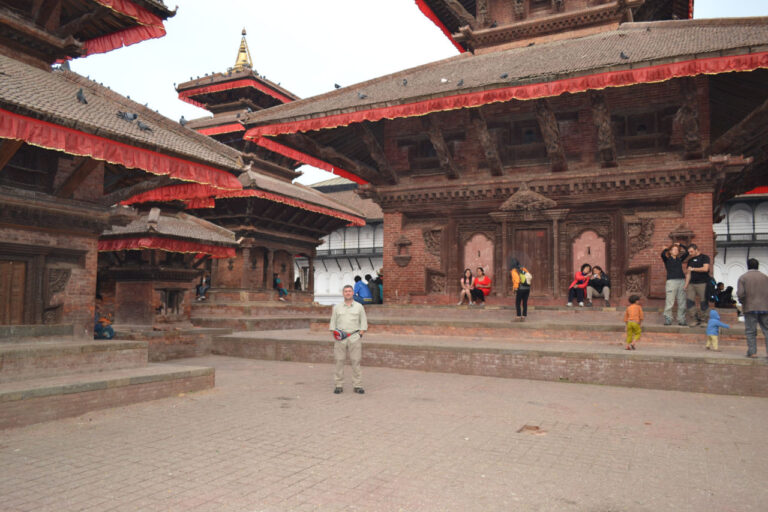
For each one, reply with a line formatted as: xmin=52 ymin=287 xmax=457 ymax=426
xmin=630 ymin=344 xmax=636 ymax=350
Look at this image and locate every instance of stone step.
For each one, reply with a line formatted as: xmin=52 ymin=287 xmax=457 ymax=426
xmin=114 ymin=327 xmax=233 ymax=362
xmin=212 ymin=329 xmax=767 ymax=398
xmin=202 ymin=289 xmax=314 ymax=304
xmin=191 ymin=303 xmax=330 ymax=318
xmin=0 ymin=340 xmax=148 ymax=384
xmin=0 ymin=363 xmax=214 ymax=429
xmin=191 ymin=316 xmax=312 ymax=331
xmin=0 ymin=324 xmax=76 ymax=343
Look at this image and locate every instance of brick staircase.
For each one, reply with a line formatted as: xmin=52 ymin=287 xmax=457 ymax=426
xmin=189 ymin=293 xmax=768 ymax=397
xmin=0 ymin=325 xmax=214 ymax=429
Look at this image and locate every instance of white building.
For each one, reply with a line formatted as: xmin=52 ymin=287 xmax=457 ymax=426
xmin=294 ymin=178 xmax=383 ymax=304
xmin=713 ymin=190 xmax=768 ymax=291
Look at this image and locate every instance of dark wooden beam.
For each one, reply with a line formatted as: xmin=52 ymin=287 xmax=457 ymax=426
xmin=54 ymin=157 xmax=100 ymax=198
xmin=470 ymin=109 xmax=503 ymax=176
xmin=588 ymin=91 xmax=617 ymax=167
xmin=99 ymin=175 xmax=174 ymax=207
xmin=0 ymin=139 xmax=24 ymax=172
xmin=32 ymin=0 xmax=61 ymax=32
xmin=444 ymin=0 xmax=478 ymax=29
xmin=534 ymin=99 xmax=567 ymax=172
xmin=358 ymin=123 xmax=398 ymax=184
xmin=208 ymin=213 xmax=329 ymax=237
xmin=55 ymin=6 xmax=109 ymax=38
xmin=674 ymin=77 xmax=702 ymax=159
xmin=423 ymin=115 xmax=461 ymax=179
xmin=710 ymin=96 xmax=768 ymax=155
xmin=287 ymin=133 xmax=380 ymax=183
xmin=230 ymin=225 xmax=321 ymax=245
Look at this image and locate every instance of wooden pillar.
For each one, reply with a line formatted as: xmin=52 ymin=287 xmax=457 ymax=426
xmin=266 ymin=248 xmax=274 ymax=289
xmin=240 ymin=246 xmax=251 ymax=289
xmin=501 ymin=219 xmax=509 ymax=296
xmin=545 ymin=209 xmax=569 ymax=298
xmin=308 ymin=255 xmax=315 ymax=295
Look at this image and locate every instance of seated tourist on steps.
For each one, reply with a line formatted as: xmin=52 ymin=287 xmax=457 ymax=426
xmin=586 ymin=266 xmax=611 ymax=307
xmin=567 ymin=263 xmax=591 ymax=306
xmin=458 ymin=268 xmax=475 ymax=305
xmin=471 ymin=267 xmax=491 ymax=304
xmin=273 ymin=273 xmax=288 ymax=302
xmin=353 ymin=275 xmax=373 ymax=304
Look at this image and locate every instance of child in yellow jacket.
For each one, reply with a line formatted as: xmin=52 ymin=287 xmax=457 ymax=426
xmin=623 ymin=295 xmax=643 ymax=350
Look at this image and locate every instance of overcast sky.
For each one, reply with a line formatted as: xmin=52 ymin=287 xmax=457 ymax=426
xmin=70 ymin=0 xmax=768 ymax=185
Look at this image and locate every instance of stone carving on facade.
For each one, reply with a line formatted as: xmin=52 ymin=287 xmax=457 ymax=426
xmin=624 ymin=267 xmax=649 ymax=295
xmin=626 ymin=218 xmax=655 ymax=254
xmin=426 ymin=268 xmax=447 ymax=294
xmin=513 ymin=0 xmax=525 ymax=19
xmin=422 ymin=228 xmax=442 ymax=258
xmin=43 ymin=268 xmax=71 ymax=324
xmin=393 ymin=235 xmax=412 ymax=267
xmin=499 ymin=183 xmax=557 ymax=212
xmin=535 ymin=99 xmax=567 ymax=171
xmin=476 ymin=0 xmax=489 ymax=26
xmin=668 ymin=223 xmax=695 ymax=245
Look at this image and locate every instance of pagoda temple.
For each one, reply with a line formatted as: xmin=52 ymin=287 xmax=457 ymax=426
xmin=241 ymin=0 xmax=768 ymax=304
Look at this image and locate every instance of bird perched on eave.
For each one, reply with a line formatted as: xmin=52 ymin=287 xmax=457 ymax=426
xmin=402 ymin=79 xmax=408 ymax=86
xmin=358 ymin=92 xmax=368 ymax=100
xmin=137 ymin=120 xmax=152 ymax=132
xmin=76 ymin=88 xmax=88 ymax=104
xmin=179 ymin=115 xmax=187 ymax=126
xmin=457 ymin=79 xmax=464 ymax=87
xmin=620 ymin=51 xmax=630 ymax=60
xmin=117 ymin=111 xmax=137 ymax=121
xmin=500 ymin=73 xmax=509 ymax=79
xmin=334 ymin=83 xmax=342 ymax=89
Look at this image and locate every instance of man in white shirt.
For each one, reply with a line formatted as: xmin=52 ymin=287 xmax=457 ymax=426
xmin=329 ymin=285 xmax=368 ymax=394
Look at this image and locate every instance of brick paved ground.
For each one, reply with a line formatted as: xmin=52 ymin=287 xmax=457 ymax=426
xmin=1 ymin=355 xmax=767 ymax=512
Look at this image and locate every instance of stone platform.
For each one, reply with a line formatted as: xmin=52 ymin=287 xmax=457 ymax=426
xmin=0 ymin=333 xmax=215 ymax=429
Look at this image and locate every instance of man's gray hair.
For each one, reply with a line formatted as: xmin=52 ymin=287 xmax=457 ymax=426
xmin=342 ymin=284 xmax=354 ymax=291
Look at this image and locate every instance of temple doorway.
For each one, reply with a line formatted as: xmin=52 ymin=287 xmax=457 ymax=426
xmin=0 ymin=260 xmax=26 ymax=324
xmin=572 ymin=230 xmax=606 ymax=275
xmin=512 ymin=228 xmax=551 ymax=295
xmin=463 ymin=233 xmax=494 ymax=280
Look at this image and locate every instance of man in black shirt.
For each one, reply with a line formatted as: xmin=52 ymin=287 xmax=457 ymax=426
xmin=661 ymin=243 xmax=688 ymax=325
xmin=685 ymin=243 xmax=710 ymax=326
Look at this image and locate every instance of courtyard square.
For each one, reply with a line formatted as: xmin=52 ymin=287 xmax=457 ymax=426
xmin=1 ymin=355 xmax=767 ymax=512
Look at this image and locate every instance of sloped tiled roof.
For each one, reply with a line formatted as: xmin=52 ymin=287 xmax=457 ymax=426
xmin=244 ymin=17 xmax=768 ymax=128
xmin=0 ymin=54 xmax=244 ymax=173
xmin=102 ymin=208 xmax=237 ymax=246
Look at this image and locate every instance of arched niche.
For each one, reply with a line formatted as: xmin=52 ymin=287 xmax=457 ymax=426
xmin=572 ymin=230 xmax=606 ymax=275
xmin=463 ymin=233 xmax=494 ymax=279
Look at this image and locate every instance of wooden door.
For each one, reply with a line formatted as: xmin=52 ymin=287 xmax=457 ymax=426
xmin=0 ymin=260 xmax=26 ymax=325
xmin=512 ymin=229 xmax=551 ymax=295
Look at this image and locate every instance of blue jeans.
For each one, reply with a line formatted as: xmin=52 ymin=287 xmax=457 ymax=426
xmin=354 ymin=296 xmax=372 ymax=305
xmin=745 ymin=312 xmax=768 ymax=356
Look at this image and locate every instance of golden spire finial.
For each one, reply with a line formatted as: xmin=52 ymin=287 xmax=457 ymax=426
xmin=233 ymin=28 xmax=252 ymax=72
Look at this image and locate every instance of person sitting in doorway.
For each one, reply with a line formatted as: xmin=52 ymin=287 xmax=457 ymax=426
xmin=471 ymin=267 xmax=492 ymax=305
xmin=273 ymin=273 xmax=288 ymax=302
xmin=294 ymin=276 xmax=302 ymax=291
xmin=365 ymin=274 xmax=380 ymax=304
xmin=94 ymin=295 xmax=114 ymax=340
xmin=567 ymin=263 xmax=591 ymax=307
xmin=353 ymin=275 xmax=373 ymax=304
xmin=458 ymin=268 xmax=475 ymax=305
xmin=196 ymin=272 xmax=210 ymax=301
xmin=586 ymin=266 xmax=611 ymax=307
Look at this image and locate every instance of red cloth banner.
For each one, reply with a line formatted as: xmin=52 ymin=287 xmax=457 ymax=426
xmin=81 ymin=0 xmax=166 ymax=56
xmin=93 ymin=0 xmax=164 ymax=28
xmin=179 ymin=78 xmax=294 ymax=108
xmin=745 ymin=186 xmax=768 ymax=195
xmin=98 ymin=237 xmax=236 ymax=258
xmin=196 ymin=124 xmax=245 ymax=136
xmin=414 ymin=0 xmax=466 ymax=53
xmin=252 ymin=137 xmax=368 ymax=185
xmin=0 ymin=108 xmax=242 ymax=190
xmin=120 ymin=182 xmax=365 ymax=226
xmin=245 ymin=51 xmax=768 ymax=139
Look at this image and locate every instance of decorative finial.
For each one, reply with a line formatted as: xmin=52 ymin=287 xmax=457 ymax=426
xmin=242 ymin=28 xmax=246 ymax=36
xmin=233 ymin=28 xmax=252 ymax=72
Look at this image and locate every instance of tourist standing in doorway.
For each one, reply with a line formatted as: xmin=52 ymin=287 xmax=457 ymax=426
xmin=684 ymin=244 xmax=710 ymax=326
xmin=329 ymin=284 xmax=368 ymax=394
xmin=458 ymin=268 xmax=475 ymax=305
xmin=472 ymin=267 xmax=491 ymax=304
xmin=737 ymin=258 xmax=768 ymax=358
xmin=567 ymin=263 xmax=591 ymax=307
xmin=509 ymin=258 xmax=531 ymax=322
xmin=661 ymin=242 xmax=688 ymax=325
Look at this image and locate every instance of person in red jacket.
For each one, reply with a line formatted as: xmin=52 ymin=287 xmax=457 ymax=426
xmin=567 ymin=263 xmax=592 ymax=307
xmin=471 ymin=267 xmax=492 ymax=304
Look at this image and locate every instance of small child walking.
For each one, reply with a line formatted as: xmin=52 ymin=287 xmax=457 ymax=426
xmin=705 ymin=306 xmax=729 ymax=352
xmin=623 ymin=295 xmax=643 ymax=350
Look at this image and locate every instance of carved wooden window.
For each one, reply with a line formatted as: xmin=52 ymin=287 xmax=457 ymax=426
xmin=0 ymin=260 xmax=26 ymax=325
xmin=491 ymin=119 xmax=547 ymax=165
xmin=398 ymin=133 xmax=464 ymax=173
xmin=0 ymin=145 xmax=57 ymax=193
xmin=611 ymin=106 xmax=676 ymax=156
xmin=158 ymin=288 xmax=184 ymax=316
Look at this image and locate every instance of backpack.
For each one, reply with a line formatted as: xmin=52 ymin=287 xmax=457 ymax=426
xmin=518 ymin=268 xmax=532 ymax=289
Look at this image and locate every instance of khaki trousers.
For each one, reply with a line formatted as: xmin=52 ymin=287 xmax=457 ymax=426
xmin=706 ymin=335 xmax=719 ymax=351
xmin=686 ymin=282 xmax=709 ymax=325
xmin=334 ymin=333 xmax=362 ymax=387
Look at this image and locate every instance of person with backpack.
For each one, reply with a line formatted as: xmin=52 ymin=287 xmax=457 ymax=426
xmin=509 ymin=258 xmax=532 ymax=322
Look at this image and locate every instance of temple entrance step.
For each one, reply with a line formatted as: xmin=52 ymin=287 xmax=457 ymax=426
xmin=191 ymin=302 xmax=331 ymax=318
xmin=0 ymin=363 xmax=214 ymax=430
xmin=0 ymin=340 xmax=148 ymax=384
xmin=202 ymin=289 xmax=314 ymax=304
xmin=191 ymin=316 xmax=315 ymax=331
xmin=212 ymin=329 xmax=767 ymax=398
xmin=308 ymin=318 xmax=745 ymax=347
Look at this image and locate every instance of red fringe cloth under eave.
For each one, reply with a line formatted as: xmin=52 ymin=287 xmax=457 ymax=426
xmin=196 ymin=124 xmax=245 ymax=136
xmin=244 ymin=51 xmax=768 ymax=139
xmin=98 ymin=237 xmax=236 ymax=258
xmin=414 ymin=0 xmax=466 ymax=53
xmin=178 ymin=79 xmax=294 ymax=108
xmin=0 ymin=108 xmax=242 ymax=191
xmin=77 ymin=0 xmax=167 ymax=56
xmin=120 ymin=182 xmax=366 ymax=226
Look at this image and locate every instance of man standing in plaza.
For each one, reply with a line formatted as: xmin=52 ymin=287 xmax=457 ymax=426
xmin=737 ymin=258 xmax=768 ymax=358
xmin=329 ymin=284 xmax=368 ymax=394
xmin=684 ymin=244 xmax=710 ymax=326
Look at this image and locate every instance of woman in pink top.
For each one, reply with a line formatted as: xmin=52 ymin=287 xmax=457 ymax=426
xmin=567 ymin=263 xmax=591 ymax=307
xmin=458 ymin=268 xmax=475 ymax=305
